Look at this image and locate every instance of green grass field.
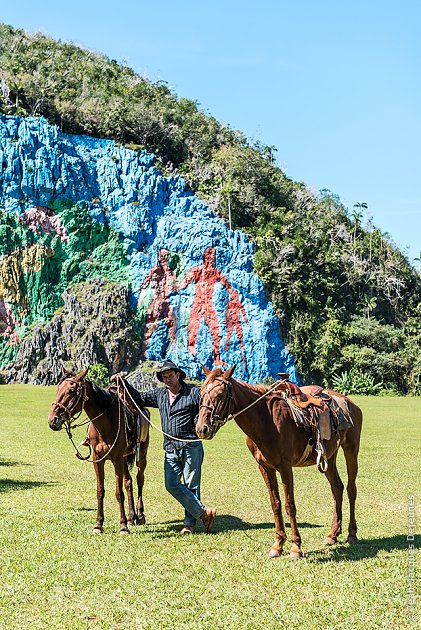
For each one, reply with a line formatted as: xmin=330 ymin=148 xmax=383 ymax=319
xmin=0 ymin=385 xmax=419 ymax=629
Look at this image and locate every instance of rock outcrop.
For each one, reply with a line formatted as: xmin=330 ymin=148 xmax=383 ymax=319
xmin=1 ymin=281 xmax=141 ymax=384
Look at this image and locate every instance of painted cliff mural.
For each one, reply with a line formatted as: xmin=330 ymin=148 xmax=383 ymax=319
xmin=0 ymin=114 xmax=299 ymax=383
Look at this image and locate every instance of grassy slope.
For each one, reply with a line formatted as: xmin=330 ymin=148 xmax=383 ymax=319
xmin=0 ymin=386 xmax=419 ymax=629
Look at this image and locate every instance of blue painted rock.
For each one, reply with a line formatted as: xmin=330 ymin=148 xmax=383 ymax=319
xmin=0 ymin=114 xmax=299 ymax=383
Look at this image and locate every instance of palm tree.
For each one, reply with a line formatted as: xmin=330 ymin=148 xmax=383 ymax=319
xmin=352 ymin=202 xmax=368 ymax=246
xmin=359 ymin=294 xmax=377 ymax=319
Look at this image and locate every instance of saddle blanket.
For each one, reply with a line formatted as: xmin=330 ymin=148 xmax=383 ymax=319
xmin=286 ymin=392 xmax=353 ymax=436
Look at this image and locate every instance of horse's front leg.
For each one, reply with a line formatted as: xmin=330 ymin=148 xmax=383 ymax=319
xmin=324 ymin=452 xmax=344 ymax=544
xmin=123 ymin=459 xmax=137 ymax=526
xmin=113 ymin=459 xmax=129 ymax=535
xmin=257 ymin=463 xmax=288 ymax=558
xmin=135 ymin=439 xmax=148 ymax=525
xmin=279 ymin=463 xmax=303 ymax=558
xmin=93 ymin=459 xmax=105 ymax=534
xmin=342 ymin=438 xmax=359 ymax=544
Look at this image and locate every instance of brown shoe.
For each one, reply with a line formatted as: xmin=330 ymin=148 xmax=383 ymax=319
xmin=201 ymin=507 xmax=216 ymax=533
xmin=180 ymin=526 xmax=194 ymax=535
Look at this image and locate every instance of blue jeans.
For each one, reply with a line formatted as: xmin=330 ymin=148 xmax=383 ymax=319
xmin=164 ymin=443 xmax=205 ymax=527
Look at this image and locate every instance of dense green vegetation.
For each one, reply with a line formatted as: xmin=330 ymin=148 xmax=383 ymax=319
xmin=0 ymin=385 xmax=419 ymax=628
xmin=0 ymin=23 xmax=420 ymax=393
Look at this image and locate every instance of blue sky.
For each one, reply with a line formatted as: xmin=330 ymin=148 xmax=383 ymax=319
xmin=1 ymin=0 xmax=420 ymax=264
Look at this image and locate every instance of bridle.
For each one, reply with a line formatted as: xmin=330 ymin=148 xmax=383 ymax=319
xmin=51 ymin=376 xmax=89 ymax=429
xmin=199 ymin=377 xmax=234 ymax=434
xmin=50 ymin=376 xmax=92 ymax=459
xmin=199 ymin=377 xmax=287 ymax=435
xmin=50 ymin=375 xmax=119 ymax=462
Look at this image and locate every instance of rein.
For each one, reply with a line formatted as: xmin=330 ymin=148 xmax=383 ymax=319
xmin=75 ymin=398 xmax=123 ymax=464
xmin=200 ymin=377 xmax=284 ymax=430
xmin=231 ymin=380 xmax=286 ymax=418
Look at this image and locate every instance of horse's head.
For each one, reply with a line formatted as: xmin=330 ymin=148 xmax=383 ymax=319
xmin=196 ymin=365 xmax=236 ymax=439
xmin=48 ymin=368 xmax=89 ymax=431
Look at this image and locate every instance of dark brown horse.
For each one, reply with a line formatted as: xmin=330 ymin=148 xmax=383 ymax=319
xmin=196 ymin=366 xmax=362 ymax=558
xmin=48 ymin=368 xmax=149 ymax=535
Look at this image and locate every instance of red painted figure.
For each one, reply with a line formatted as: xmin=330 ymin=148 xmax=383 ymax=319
xmin=138 ymin=249 xmax=178 ymax=356
xmin=224 ymin=289 xmax=249 ymax=351
xmin=178 ymin=246 xmax=246 ymax=365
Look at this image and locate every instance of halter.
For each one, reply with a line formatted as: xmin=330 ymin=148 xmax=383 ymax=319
xmin=199 ymin=377 xmax=234 ymax=433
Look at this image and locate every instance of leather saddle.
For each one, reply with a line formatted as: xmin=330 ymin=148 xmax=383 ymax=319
xmin=277 ymin=374 xmax=329 ymax=409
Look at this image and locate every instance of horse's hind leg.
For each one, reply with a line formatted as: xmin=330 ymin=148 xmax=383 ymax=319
xmin=135 ymin=438 xmax=148 ymax=525
xmin=324 ymin=451 xmax=344 ymax=544
xmin=123 ymin=459 xmax=138 ymax=526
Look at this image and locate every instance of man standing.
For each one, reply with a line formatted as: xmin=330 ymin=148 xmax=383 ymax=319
xmin=114 ymin=360 xmax=216 ymax=534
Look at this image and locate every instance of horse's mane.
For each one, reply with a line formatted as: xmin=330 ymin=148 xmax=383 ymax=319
xmin=204 ymin=369 xmax=270 ymax=395
xmin=58 ymin=372 xmax=116 ymax=407
xmin=89 ymin=380 xmax=116 ymax=407
xmin=236 ymin=380 xmax=269 ymax=394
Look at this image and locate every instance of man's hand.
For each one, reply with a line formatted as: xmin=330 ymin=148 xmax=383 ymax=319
xmin=110 ymin=371 xmax=128 ymax=383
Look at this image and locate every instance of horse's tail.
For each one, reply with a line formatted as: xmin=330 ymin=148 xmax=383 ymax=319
xmin=126 ymin=451 xmax=136 ymax=470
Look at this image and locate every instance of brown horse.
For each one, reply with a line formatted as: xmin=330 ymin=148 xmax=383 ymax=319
xmin=196 ymin=366 xmax=362 ymax=558
xmin=48 ymin=368 xmax=150 ymax=534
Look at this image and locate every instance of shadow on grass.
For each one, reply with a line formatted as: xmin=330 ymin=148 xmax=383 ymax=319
xmin=0 ymin=459 xmax=19 ymax=467
xmin=0 ymin=478 xmax=58 ymax=493
xmin=0 ymin=459 xmax=34 ymax=467
xmin=213 ymin=514 xmax=322 ymax=533
xmin=308 ymin=533 xmax=421 ymax=562
xmin=152 ymin=514 xmax=323 ymax=536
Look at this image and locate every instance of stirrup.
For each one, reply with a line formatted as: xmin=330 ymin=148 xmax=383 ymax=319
xmin=316 ymin=449 xmax=328 ymax=472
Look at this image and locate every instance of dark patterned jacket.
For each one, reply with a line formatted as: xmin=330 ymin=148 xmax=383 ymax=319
xmin=124 ymin=380 xmax=200 ymax=452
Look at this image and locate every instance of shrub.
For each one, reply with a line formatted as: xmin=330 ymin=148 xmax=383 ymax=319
xmin=89 ymin=363 xmax=109 ymax=388
xmin=332 ymin=368 xmax=383 ymax=396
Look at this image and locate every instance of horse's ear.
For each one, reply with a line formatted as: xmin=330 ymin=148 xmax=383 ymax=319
xmin=77 ymin=367 xmax=89 ymax=380
xmin=201 ymin=364 xmax=211 ymax=377
xmin=224 ymin=365 xmax=236 ymax=380
xmin=62 ymin=366 xmax=71 ymax=376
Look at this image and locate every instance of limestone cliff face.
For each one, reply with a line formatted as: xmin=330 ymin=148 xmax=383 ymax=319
xmin=0 ymin=114 xmax=299 ymax=383
xmin=2 ymin=281 xmax=140 ymax=384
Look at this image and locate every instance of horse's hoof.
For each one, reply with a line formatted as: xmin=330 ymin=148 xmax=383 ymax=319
xmin=137 ymin=514 xmax=146 ymax=525
xmin=347 ymin=536 xmax=358 ymax=545
xmin=325 ymin=536 xmax=337 ymax=545
xmin=269 ymin=547 xmax=282 ymax=558
xmin=120 ymin=528 xmax=130 ymax=536
xmin=290 ymin=550 xmax=303 ymax=559
xmin=93 ymin=527 xmax=103 ymax=535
